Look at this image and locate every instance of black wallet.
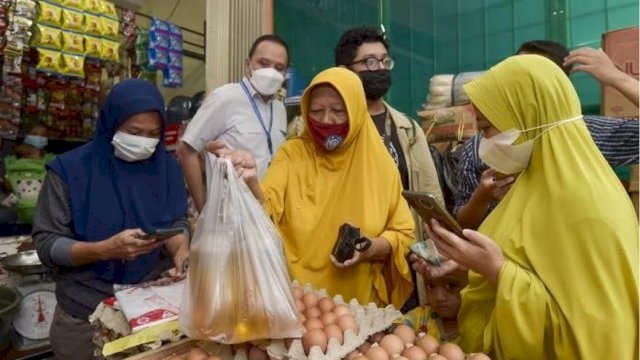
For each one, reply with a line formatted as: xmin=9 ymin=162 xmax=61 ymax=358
xmin=331 ymin=223 xmax=372 ymax=263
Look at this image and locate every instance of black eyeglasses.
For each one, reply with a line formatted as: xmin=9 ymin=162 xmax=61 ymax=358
xmin=349 ymin=56 xmax=395 ymax=71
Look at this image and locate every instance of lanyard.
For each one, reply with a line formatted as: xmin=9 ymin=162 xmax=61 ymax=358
xmin=240 ymin=80 xmax=274 ymax=155
xmin=383 ymin=110 xmax=392 ymax=149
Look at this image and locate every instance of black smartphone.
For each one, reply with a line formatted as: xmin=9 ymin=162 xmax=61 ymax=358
xmin=139 ymin=228 xmax=183 ymax=241
xmin=402 ymin=190 xmax=465 ymax=238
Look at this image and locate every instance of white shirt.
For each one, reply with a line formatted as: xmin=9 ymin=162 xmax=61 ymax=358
xmin=181 ymin=77 xmax=287 ymax=179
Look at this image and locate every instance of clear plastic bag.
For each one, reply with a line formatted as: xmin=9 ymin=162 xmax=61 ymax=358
xmin=180 ymin=156 xmax=304 ymax=344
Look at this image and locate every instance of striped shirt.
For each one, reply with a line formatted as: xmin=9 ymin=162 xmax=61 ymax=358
xmin=453 ymin=115 xmax=639 ymax=215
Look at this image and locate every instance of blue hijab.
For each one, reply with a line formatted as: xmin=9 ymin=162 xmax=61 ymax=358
xmin=48 ymin=79 xmax=188 ymax=284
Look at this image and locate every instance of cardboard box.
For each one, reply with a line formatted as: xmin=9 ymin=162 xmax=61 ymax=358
xmin=601 ymin=27 xmax=639 ymax=215
xmin=418 ymin=104 xmax=477 ymax=144
xmin=601 ymin=27 xmax=639 ymax=117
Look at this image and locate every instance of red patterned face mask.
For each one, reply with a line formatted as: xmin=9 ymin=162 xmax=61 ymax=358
xmin=307 ymin=117 xmax=349 ymax=151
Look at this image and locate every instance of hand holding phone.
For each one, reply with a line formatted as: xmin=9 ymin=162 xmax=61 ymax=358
xmin=402 ymin=191 xmax=465 ymax=238
xmin=138 ymin=228 xmax=183 ymax=241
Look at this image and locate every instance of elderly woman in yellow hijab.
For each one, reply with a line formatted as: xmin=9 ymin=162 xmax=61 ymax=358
xmin=422 ymin=55 xmax=638 ymax=359
xmin=208 ymin=67 xmax=415 ymax=308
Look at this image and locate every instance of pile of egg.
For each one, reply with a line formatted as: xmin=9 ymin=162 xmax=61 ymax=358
xmin=291 ymin=286 xmax=360 ymax=355
xmin=342 ymin=325 xmax=491 ymax=360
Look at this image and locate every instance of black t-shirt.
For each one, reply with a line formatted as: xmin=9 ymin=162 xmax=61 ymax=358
xmin=371 ymin=112 xmax=409 ymax=189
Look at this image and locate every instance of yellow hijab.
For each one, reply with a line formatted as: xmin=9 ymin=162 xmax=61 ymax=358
xmin=459 ymin=55 xmax=638 ymax=359
xmin=260 ymin=67 xmax=415 ymax=308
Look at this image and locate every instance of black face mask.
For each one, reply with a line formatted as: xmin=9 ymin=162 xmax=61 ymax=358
xmin=359 ymin=70 xmax=392 ymax=100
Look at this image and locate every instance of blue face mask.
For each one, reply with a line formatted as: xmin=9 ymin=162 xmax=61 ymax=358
xmin=24 ymin=135 xmax=48 ymax=150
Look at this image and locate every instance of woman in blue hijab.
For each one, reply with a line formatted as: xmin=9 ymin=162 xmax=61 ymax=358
xmin=32 ymin=79 xmax=189 ymax=360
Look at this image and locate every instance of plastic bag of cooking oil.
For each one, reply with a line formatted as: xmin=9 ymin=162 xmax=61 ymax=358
xmin=179 ymin=157 xmax=304 ymax=344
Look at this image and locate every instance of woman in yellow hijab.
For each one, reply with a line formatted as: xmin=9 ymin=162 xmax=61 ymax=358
xmin=209 ymin=67 xmax=415 ymax=308
xmin=422 ymin=55 xmax=638 ymax=359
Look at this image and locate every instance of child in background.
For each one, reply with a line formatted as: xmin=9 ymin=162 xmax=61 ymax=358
xmin=395 ymin=268 xmax=468 ymax=343
xmin=14 ymin=123 xmax=49 ymax=160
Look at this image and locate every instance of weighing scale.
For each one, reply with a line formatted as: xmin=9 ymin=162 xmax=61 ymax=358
xmin=1 ymin=250 xmax=56 ymax=351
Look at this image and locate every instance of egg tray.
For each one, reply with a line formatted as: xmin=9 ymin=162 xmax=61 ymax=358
xmin=265 ymin=281 xmax=402 ymax=360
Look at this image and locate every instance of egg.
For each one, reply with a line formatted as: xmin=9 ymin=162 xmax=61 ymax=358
xmin=426 ymin=355 xmax=447 ymax=360
xmin=333 ymin=304 xmax=351 ymax=317
xmin=317 ymin=297 xmax=335 ymax=313
xmin=292 ymin=287 xmax=304 ymax=300
xmin=379 ymin=334 xmax=405 ymax=356
xmin=302 ymin=292 xmax=319 ymax=308
xmin=321 ymin=311 xmax=337 ymax=325
xmin=369 ymin=331 xmax=386 ymax=344
xmin=300 ymin=314 xmax=307 ymax=323
xmin=393 ymin=357 xmax=409 ymax=360
xmin=469 ymin=353 xmax=492 ymax=360
xmin=295 ymin=299 xmax=306 ymax=313
xmin=302 ymin=328 xmax=328 ymax=354
xmin=354 ymin=356 xmax=370 ymax=360
xmin=324 ymin=323 xmax=344 ymax=344
xmin=167 ymin=356 xmax=184 ymax=360
xmin=392 ymin=324 xmax=416 ymax=345
xmin=366 ymin=345 xmax=390 ymax=360
xmin=402 ymin=345 xmax=428 ymax=360
xmin=438 ymin=342 xmax=465 ymax=360
xmin=186 ymin=347 xmax=209 ymax=360
xmin=345 ymin=350 xmax=362 ymax=360
xmin=306 ymin=307 xmax=322 ymax=319
xmin=206 ymin=357 xmax=221 ymax=360
xmin=415 ymin=334 xmax=439 ymax=355
xmin=337 ymin=314 xmax=359 ymax=334
xmin=248 ymin=347 xmax=268 ymax=360
xmin=358 ymin=341 xmax=372 ymax=353
xmin=304 ymin=317 xmax=324 ymax=330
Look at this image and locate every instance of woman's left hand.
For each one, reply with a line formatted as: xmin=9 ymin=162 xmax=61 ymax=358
xmin=165 ymin=234 xmax=189 ymax=277
xmin=425 ymin=220 xmax=505 ymax=284
xmin=330 ymin=237 xmax=391 ymax=269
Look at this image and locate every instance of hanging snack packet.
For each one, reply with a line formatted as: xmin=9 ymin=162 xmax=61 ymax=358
xmin=31 ymin=24 xmax=62 ymax=49
xmin=100 ymin=38 xmax=119 ymax=62
xmin=84 ymin=0 xmax=101 ymax=14
xmin=99 ymin=15 xmax=119 ymax=39
xmin=168 ymin=50 xmax=182 ymax=69
xmin=99 ymin=0 xmax=117 ymax=17
xmin=14 ymin=0 xmax=37 ymax=18
xmin=36 ymin=1 xmax=62 ymax=26
xmin=62 ymin=30 xmax=84 ymax=53
xmin=162 ymin=66 xmax=182 ymax=88
xmin=60 ymin=0 xmax=83 ymax=10
xmin=169 ymin=32 xmax=182 ymax=52
xmin=148 ymin=47 xmax=168 ymax=70
xmin=61 ymin=52 xmax=85 ymax=77
xmin=149 ymin=28 xmax=169 ymax=49
xmin=61 ymin=7 xmax=83 ymax=31
xmin=36 ymin=47 xmax=62 ymax=73
xmin=151 ymin=17 xmax=169 ymax=32
xmin=84 ymin=12 xmax=101 ymax=35
xmin=84 ymin=34 xmax=101 ymax=57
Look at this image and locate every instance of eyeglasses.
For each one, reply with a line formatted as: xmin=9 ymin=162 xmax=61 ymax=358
xmin=349 ymin=56 xmax=395 ymax=71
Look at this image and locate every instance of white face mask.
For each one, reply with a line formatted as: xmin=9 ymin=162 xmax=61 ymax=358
xmin=479 ymin=115 xmax=582 ymax=175
xmin=111 ymin=131 xmax=160 ymax=162
xmin=249 ymin=65 xmax=285 ymax=96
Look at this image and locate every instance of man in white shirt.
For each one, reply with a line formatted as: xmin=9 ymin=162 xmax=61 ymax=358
xmin=177 ymin=35 xmax=289 ymax=212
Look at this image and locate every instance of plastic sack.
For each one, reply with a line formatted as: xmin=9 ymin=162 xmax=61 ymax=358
xmin=180 ymin=157 xmax=304 ymax=344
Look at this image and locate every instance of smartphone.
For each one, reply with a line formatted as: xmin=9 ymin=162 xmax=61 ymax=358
xmin=410 ymin=239 xmax=441 ymax=266
xmin=402 ymin=190 xmax=465 ymax=238
xmin=139 ymin=228 xmax=183 ymax=241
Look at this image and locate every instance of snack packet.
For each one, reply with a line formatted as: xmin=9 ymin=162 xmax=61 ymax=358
xmin=100 ymin=38 xmax=119 ymax=62
xmin=36 ymin=1 xmax=62 ymax=26
xmin=36 ymin=47 xmax=62 ymax=73
xmin=31 ymin=24 xmax=62 ymax=49
xmin=62 ymin=30 xmax=84 ymax=53
xmin=99 ymin=15 xmax=119 ymax=38
xmin=84 ymin=34 xmax=101 ymax=57
xmin=84 ymin=0 xmax=101 ymax=13
xmin=61 ymin=51 xmax=85 ymax=77
xmin=61 ymin=7 xmax=83 ymax=31
xmin=99 ymin=0 xmax=117 ymax=17
xmin=84 ymin=13 xmax=101 ymax=35
xmin=60 ymin=0 xmax=83 ymax=10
